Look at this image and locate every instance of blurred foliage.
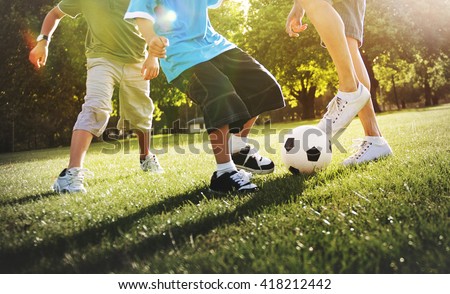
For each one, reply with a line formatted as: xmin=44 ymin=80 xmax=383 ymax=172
xmin=0 ymin=0 xmax=448 ymax=152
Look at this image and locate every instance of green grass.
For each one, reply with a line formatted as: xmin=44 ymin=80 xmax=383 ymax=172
xmin=0 ymin=105 xmax=449 ymax=273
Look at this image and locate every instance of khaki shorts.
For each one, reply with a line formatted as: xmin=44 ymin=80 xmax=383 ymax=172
xmin=325 ymin=0 xmax=366 ymax=46
xmin=73 ymin=57 xmax=154 ymax=137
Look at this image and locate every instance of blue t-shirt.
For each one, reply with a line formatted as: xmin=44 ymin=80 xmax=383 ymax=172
xmin=125 ymin=0 xmax=236 ymax=82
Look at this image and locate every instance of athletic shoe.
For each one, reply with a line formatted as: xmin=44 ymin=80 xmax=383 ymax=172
xmin=343 ymin=137 xmax=393 ymax=166
xmin=231 ymin=145 xmax=275 ymax=174
xmin=317 ymin=84 xmax=371 ymax=136
xmin=52 ymin=167 xmax=91 ymax=194
xmin=140 ymin=154 xmax=164 ymax=173
xmin=209 ymin=170 xmax=258 ymax=194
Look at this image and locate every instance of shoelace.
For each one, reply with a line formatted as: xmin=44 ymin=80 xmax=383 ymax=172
xmin=141 ymin=155 xmax=162 ymax=171
xmin=349 ymin=139 xmax=372 ymax=159
xmin=323 ymin=97 xmax=345 ymax=122
xmin=230 ymin=170 xmax=253 ymax=186
xmin=246 ymin=147 xmax=263 ymax=162
xmin=67 ymin=168 xmax=93 ymax=188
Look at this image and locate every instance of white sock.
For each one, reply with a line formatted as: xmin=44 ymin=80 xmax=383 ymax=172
xmin=216 ymin=161 xmax=237 ymax=177
xmin=229 ymin=135 xmax=248 ymax=154
xmin=365 ymin=136 xmax=386 ymax=145
xmin=337 ymin=83 xmax=364 ymax=102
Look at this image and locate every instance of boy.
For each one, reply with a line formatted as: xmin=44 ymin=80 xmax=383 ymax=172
xmin=125 ymin=0 xmax=286 ymax=193
xmin=286 ymin=0 xmax=392 ymax=165
xmin=29 ymin=0 xmax=163 ymax=193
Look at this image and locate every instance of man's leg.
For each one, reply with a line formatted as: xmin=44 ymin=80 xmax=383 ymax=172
xmin=342 ymin=37 xmax=392 ymax=165
xmin=346 ymin=37 xmax=381 ymax=137
xmin=299 ymin=0 xmax=358 ymax=92
xmin=300 ymin=0 xmax=371 ymax=135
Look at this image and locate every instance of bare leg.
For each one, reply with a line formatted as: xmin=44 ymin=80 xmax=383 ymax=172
xmin=68 ymin=130 xmax=93 ymax=168
xmin=347 ymin=37 xmax=382 ymax=137
xmin=235 ymin=117 xmax=257 ymax=138
xmin=137 ymin=129 xmax=151 ymax=161
xmin=299 ymin=0 xmax=358 ymax=92
xmin=209 ymin=125 xmax=231 ymax=164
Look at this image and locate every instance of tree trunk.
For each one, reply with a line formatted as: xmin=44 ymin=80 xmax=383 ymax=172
xmin=431 ymin=95 xmax=439 ymax=106
xmin=424 ymin=76 xmax=432 ymax=107
xmin=299 ymin=86 xmax=316 ymax=120
xmin=391 ymin=75 xmax=401 ymax=110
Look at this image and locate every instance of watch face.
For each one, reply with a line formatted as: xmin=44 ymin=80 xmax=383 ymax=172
xmin=37 ymin=35 xmax=48 ymax=42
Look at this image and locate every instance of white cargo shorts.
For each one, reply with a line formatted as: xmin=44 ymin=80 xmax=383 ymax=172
xmin=73 ymin=57 xmax=154 ymax=137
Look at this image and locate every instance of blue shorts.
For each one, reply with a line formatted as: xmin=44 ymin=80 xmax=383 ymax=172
xmin=172 ymin=48 xmax=285 ymax=133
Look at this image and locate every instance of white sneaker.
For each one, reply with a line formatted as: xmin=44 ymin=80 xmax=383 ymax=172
xmin=317 ymin=84 xmax=371 ymax=136
xmin=343 ymin=137 xmax=393 ymax=166
xmin=52 ymin=167 xmax=92 ymax=193
xmin=140 ymin=154 xmax=164 ymax=173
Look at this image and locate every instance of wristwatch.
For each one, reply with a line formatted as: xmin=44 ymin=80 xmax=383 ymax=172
xmin=36 ymin=34 xmax=50 ymax=43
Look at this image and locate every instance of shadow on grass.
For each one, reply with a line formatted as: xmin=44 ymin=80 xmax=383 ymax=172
xmin=0 ymin=191 xmax=59 ymax=207
xmin=0 ymin=173 xmax=314 ymax=273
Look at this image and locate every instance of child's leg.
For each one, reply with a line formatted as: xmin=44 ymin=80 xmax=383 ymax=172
xmin=210 ymin=125 xmax=230 ymax=164
xmin=229 ymin=117 xmax=257 ymax=153
xmin=346 ymin=37 xmax=382 ymax=137
xmin=137 ymin=129 xmax=151 ymax=160
xmin=299 ymin=0 xmax=358 ymax=92
xmin=68 ymin=130 xmax=93 ymax=169
xmin=236 ymin=117 xmax=257 ymax=138
xmin=209 ymin=124 xmax=257 ymax=193
xmin=137 ymin=128 xmax=164 ymax=173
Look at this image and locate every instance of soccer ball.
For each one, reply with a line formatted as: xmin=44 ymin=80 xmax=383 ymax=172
xmin=281 ymin=125 xmax=332 ymax=174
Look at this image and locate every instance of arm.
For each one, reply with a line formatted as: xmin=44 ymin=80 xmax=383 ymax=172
xmin=135 ymin=18 xmax=169 ymax=80
xmin=29 ymin=6 xmax=67 ymax=68
xmin=285 ymin=0 xmax=308 ymax=37
xmin=136 ymin=18 xmax=169 ymax=58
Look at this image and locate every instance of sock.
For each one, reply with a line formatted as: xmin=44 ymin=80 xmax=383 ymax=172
xmin=364 ymin=136 xmax=386 ymax=145
xmin=140 ymin=153 xmax=152 ymax=163
xmin=337 ymin=83 xmax=364 ymax=101
xmin=229 ymin=135 xmax=248 ymax=154
xmin=216 ymin=161 xmax=237 ymax=177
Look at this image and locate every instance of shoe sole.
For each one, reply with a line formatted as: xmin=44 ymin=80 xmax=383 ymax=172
xmin=235 ymin=165 xmax=274 ymax=175
xmin=52 ymin=183 xmax=86 ymax=194
xmin=343 ymin=152 xmax=393 ymax=166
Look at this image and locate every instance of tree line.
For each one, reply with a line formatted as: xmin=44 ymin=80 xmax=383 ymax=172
xmin=0 ymin=0 xmax=448 ymax=152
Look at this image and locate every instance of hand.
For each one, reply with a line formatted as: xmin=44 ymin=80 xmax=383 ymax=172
xmin=285 ymin=5 xmax=308 ymax=38
xmin=29 ymin=42 xmax=48 ymax=68
xmin=148 ymin=36 xmax=169 ymax=58
xmin=141 ymin=56 xmax=160 ymax=80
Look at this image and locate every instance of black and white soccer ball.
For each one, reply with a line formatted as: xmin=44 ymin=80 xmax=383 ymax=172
xmin=281 ymin=125 xmax=332 ymax=174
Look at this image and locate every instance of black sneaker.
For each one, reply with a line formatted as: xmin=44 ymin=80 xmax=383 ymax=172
xmin=209 ymin=170 xmax=258 ymax=194
xmin=232 ymin=145 xmax=275 ymax=174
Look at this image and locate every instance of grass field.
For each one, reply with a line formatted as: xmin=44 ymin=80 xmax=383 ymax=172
xmin=0 ymin=105 xmax=449 ymax=273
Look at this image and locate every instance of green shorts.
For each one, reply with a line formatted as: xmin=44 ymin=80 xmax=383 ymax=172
xmin=172 ymin=48 xmax=285 ymax=133
xmin=326 ymin=0 xmax=366 ymax=46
